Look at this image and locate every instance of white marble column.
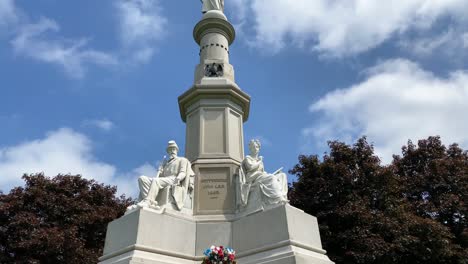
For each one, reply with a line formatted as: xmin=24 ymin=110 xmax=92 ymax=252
xmin=179 ymin=10 xmax=250 ymax=215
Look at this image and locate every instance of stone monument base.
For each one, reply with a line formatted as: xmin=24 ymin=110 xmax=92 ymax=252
xmin=99 ymin=204 xmax=334 ymax=264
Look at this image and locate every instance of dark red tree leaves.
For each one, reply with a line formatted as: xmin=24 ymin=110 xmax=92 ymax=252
xmin=289 ymin=136 xmax=467 ymax=264
xmin=0 ymin=174 xmax=132 ymax=264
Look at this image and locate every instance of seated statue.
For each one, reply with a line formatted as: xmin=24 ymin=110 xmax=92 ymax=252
xmin=238 ymin=139 xmax=288 ymax=208
xmin=127 ymin=140 xmax=195 ymax=211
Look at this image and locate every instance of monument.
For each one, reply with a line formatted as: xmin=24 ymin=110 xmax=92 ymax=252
xmin=99 ymin=2 xmax=334 ymax=264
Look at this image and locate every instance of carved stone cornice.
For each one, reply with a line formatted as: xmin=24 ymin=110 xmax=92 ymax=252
xmin=193 ymin=17 xmax=236 ymax=45
xmin=178 ymin=81 xmax=250 ymax=122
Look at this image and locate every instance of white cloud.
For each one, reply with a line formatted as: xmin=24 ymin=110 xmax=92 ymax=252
xmin=463 ymin=33 xmax=468 ymax=48
xmin=399 ymin=29 xmax=468 ymax=57
xmin=231 ymin=0 xmax=468 ymax=56
xmin=227 ymin=0 xmax=249 ymax=22
xmin=304 ymin=59 xmax=468 ymax=162
xmin=4 ymin=0 xmax=168 ymax=78
xmin=83 ymin=119 xmax=115 ymax=132
xmin=117 ymin=163 xmax=156 ymax=196
xmin=11 ymin=18 xmax=117 ymax=79
xmin=0 ymin=128 xmax=149 ymax=197
xmin=116 ymin=0 xmax=167 ymax=63
xmin=0 ymin=0 xmax=18 ymax=28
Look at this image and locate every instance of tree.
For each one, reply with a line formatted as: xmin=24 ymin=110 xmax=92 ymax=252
xmin=0 ymin=174 xmax=132 ymax=264
xmin=289 ymin=137 xmax=467 ymax=264
xmin=393 ymin=137 xmax=467 ymax=258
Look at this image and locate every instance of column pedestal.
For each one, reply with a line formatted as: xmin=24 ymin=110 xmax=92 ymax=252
xmin=179 ymin=78 xmax=250 ymax=215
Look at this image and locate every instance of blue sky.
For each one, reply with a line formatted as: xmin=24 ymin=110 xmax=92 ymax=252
xmin=1 ymin=0 xmax=468 ymax=196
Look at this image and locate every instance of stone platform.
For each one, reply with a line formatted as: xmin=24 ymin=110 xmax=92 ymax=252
xmin=99 ymin=204 xmax=333 ymax=264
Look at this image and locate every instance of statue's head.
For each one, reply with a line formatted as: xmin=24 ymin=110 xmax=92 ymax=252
xmin=248 ymin=139 xmax=261 ymax=155
xmin=166 ymin=140 xmax=179 ymax=157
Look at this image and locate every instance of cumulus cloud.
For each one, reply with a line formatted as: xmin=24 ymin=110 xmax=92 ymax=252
xmin=4 ymin=1 xmax=117 ymax=79
xmin=117 ymin=163 xmax=156 ymax=196
xmin=231 ymin=0 xmax=468 ymax=56
xmin=463 ymin=33 xmax=468 ymax=48
xmin=0 ymin=0 xmax=18 ymax=28
xmin=227 ymin=0 xmax=249 ymax=22
xmin=3 ymin=0 xmax=168 ymax=78
xmin=399 ymin=29 xmax=468 ymax=57
xmin=115 ymin=0 xmax=167 ymax=63
xmin=11 ymin=18 xmax=117 ymax=79
xmin=0 ymin=128 xmax=148 ymax=196
xmin=83 ymin=119 xmax=115 ymax=132
xmin=304 ymin=59 xmax=468 ymax=162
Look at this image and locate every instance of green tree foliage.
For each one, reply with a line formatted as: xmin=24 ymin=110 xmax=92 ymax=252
xmin=0 ymin=174 xmax=132 ymax=264
xmin=289 ymin=136 xmax=467 ymax=264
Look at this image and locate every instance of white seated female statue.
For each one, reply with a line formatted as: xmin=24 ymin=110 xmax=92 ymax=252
xmin=238 ymin=139 xmax=289 ymax=208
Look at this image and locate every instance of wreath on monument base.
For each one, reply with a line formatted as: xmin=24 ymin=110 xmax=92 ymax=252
xmin=202 ymin=245 xmax=237 ymax=264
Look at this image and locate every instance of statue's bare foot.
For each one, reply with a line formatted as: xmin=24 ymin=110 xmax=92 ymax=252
xmin=148 ymin=204 xmax=161 ymax=210
xmin=125 ymin=199 xmax=160 ymax=214
xmin=137 ymin=199 xmax=160 ymax=210
xmin=136 ymin=199 xmax=151 ymax=208
xmin=126 ymin=204 xmax=138 ymax=211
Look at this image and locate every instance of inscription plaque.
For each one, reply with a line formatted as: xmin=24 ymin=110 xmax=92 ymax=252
xmin=201 ymin=178 xmax=227 ymax=200
xmin=195 ymin=167 xmax=234 ymax=214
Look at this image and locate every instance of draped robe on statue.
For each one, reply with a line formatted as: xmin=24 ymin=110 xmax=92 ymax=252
xmin=238 ymin=155 xmax=288 ymax=207
xmin=201 ymin=0 xmax=224 ymax=13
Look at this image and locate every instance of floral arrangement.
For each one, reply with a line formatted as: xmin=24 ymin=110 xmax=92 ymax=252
xmin=202 ymin=245 xmax=237 ymax=264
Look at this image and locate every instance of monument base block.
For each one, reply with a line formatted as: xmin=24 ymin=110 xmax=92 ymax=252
xmin=98 ymin=249 xmax=195 ymax=264
xmin=99 ymin=205 xmax=334 ymax=264
xmin=236 ymin=245 xmax=334 ymax=264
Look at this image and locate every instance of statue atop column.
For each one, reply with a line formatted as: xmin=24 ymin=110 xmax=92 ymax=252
xmin=200 ymin=0 xmax=224 ymax=13
xmin=127 ymin=140 xmax=195 ymax=211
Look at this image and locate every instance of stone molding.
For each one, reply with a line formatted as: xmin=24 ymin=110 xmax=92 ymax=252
xmin=193 ymin=17 xmax=235 ymax=46
xmin=178 ymin=82 xmax=251 ymax=122
xmin=100 ymin=244 xmax=202 ymax=262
